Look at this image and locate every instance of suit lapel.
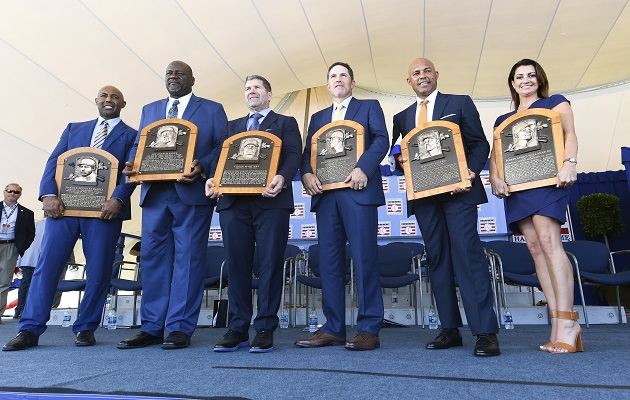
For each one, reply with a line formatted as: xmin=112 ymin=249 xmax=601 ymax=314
xmin=102 ymin=122 xmax=126 ymax=150
xmin=432 ymin=92 xmax=447 ymax=120
xmin=344 ymin=98 xmax=360 ymax=121
xmin=81 ymin=120 xmax=98 ymax=147
xmin=405 ymin=103 xmax=416 ymax=134
xmin=259 ymin=111 xmax=278 ymax=132
xmin=182 ymin=94 xmax=200 ymax=120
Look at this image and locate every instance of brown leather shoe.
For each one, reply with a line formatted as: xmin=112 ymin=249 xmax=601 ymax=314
xmin=345 ymin=331 xmax=380 ymax=351
xmin=294 ymin=330 xmax=345 ymax=348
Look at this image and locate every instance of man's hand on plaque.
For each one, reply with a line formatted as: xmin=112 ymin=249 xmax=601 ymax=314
xmin=263 ymin=175 xmax=285 ymax=198
xmin=205 ymin=178 xmax=222 ymax=199
xmin=43 ymin=196 xmax=65 ymax=219
xmin=123 ymin=161 xmax=142 ymax=184
xmin=179 ymin=159 xmax=203 ymax=183
xmin=100 ymin=198 xmax=122 ymax=220
xmin=451 ymin=169 xmax=475 ymax=195
xmin=302 ymin=173 xmax=323 ymax=196
xmin=345 ymin=167 xmax=368 ymax=191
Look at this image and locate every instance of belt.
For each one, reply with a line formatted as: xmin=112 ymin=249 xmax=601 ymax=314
xmin=0 ymin=239 xmax=15 ymax=244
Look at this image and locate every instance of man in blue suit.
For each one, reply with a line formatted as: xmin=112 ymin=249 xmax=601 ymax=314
xmin=3 ymin=86 xmax=137 ymax=351
xmin=391 ymin=58 xmax=500 ymax=357
xmin=118 ymin=61 xmax=228 ymax=350
xmin=208 ymin=75 xmax=301 ymax=353
xmin=295 ymin=62 xmax=388 ymax=351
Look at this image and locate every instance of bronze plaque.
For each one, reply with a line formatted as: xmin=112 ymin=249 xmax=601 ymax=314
xmin=213 ymin=131 xmax=282 ymax=194
xmin=493 ymin=108 xmax=564 ymax=192
xmin=401 ymin=121 xmax=471 ymax=200
xmin=310 ymin=120 xmax=364 ymax=190
xmin=128 ymin=118 xmax=197 ymax=182
xmin=54 ymin=147 xmax=118 ymax=218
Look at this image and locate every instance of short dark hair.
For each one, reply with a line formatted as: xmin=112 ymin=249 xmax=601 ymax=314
xmin=245 ymin=75 xmax=272 ymax=92
xmin=507 ymin=59 xmax=550 ymax=110
xmin=327 ymin=62 xmax=354 ymax=81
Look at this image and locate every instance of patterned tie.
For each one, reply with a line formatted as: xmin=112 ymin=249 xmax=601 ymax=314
xmin=332 ymin=104 xmax=345 ymax=122
xmin=167 ymin=99 xmax=180 ymax=119
xmin=93 ymin=120 xmax=108 ymax=149
xmin=249 ymin=113 xmax=263 ymax=131
xmin=417 ymin=99 xmax=429 ymax=127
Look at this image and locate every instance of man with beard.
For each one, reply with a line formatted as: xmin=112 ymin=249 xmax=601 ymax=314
xmin=119 ymin=61 xmax=227 ymax=350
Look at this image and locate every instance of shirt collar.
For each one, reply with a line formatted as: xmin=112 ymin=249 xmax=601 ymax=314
xmin=249 ymin=108 xmax=270 ymax=118
xmin=96 ymin=116 xmax=122 ymax=130
xmin=417 ymin=90 xmax=438 ymax=105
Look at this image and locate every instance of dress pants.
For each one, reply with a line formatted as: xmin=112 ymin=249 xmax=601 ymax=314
xmin=220 ymin=197 xmax=290 ymax=333
xmin=19 ymin=217 xmax=122 ymax=335
xmin=414 ymin=198 xmax=498 ymax=334
xmin=315 ymin=189 xmax=383 ymax=338
xmin=0 ymin=243 xmax=19 ymax=316
xmin=139 ymin=183 xmax=212 ymax=336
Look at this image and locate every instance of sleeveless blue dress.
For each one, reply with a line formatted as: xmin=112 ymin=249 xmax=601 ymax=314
xmin=493 ymin=95 xmax=570 ymax=233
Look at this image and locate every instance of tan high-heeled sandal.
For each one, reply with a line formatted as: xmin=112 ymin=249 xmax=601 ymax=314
xmin=549 ymin=310 xmax=584 ymax=354
xmin=538 ymin=309 xmax=556 ymax=351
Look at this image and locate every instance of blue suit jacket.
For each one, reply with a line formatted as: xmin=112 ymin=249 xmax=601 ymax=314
xmin=39 ymin=119 xmax=138 ymax=220
xmin=301 ymin=98 xmax=389 ymax=211
xmin=216 ymin=110 xmax=302 ymax=212
xmin=132 ymin=94 xmax=228 ymax=206
xmin=392 ymin=92 xmax=489 ymax=214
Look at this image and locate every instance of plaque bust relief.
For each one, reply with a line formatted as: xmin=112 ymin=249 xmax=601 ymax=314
xmin=64 ymin=156 xmax=105 ymax=185
xmin=148 ymin=125 xmax=178 ymax=149
xmin=235 ymin=137 xmax=262 ymax=162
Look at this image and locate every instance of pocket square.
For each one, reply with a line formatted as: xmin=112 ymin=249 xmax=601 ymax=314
xmin=440 ymin=114 xmax=456 ymax=120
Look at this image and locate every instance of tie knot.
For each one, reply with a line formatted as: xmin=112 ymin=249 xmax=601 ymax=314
xmin=421 ymin=99 xmax=429 ymax=106
xmin=251 ymin=113 xmax=263 ymax=121
xmin=173 ymin=100 xmax=180 ymax=106
xmin=102 ymin=120 xmax=108 ymax=126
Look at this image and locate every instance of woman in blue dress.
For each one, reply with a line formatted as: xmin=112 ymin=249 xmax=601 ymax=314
xmin=489 ymin=59 xmax=580 ymax=354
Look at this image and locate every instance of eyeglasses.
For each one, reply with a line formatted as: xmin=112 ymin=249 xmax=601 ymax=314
xmin=4 ymin=189 xmax=21 ymax=194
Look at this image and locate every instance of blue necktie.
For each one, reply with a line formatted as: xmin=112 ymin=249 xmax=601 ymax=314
xmin=167 ymin=100 xmax=180 ymax=119
xmin=249 ymin=113 xmax=263 ymax=131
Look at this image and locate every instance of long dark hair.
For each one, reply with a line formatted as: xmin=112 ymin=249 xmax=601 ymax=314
xmin=508 ymin=59 xmax=550 ymax=110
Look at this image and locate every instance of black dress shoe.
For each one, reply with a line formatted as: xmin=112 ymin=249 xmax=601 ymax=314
xmin=3 ymin=331 xmax=39 ymax=351
xmin=162 ymin=331 xmax=191 ymax=349
xmin=474 ymin=334 xmax=501 ymax=357
xmin=214 ymin=329 xmax=250 ymax=352
xmin=249 ymin=329 xmax=273 ymax=353
xmin=117 ymin=331 xmax=163 ymax=349
xmin=426 ymin=328 xmax=463 ymax=350
xmin=75 ymin=330 xmax=96 ymax=346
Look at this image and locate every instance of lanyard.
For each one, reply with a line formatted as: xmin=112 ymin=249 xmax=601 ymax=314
xmin=2 ymin=203 xmax=17 ymax=222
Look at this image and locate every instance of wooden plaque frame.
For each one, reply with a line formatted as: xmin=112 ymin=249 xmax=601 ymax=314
xmin=493 ymin=108 xmax=564 ymax=192
xmin=54 ymin=147 xmax=118 ymax=217
xmin=129 ymin=118 xmax=198 ymax=182
xmin=310 ymin=120 xmax=365 ymax=191
xmin=213 ymin=131 xmax=282 ymax=194
xmin=401 ymin=121 xmax=471 ymax=200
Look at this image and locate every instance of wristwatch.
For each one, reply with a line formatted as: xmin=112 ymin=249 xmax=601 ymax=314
xmin=563 ymin=157 xmax=577 ymax=164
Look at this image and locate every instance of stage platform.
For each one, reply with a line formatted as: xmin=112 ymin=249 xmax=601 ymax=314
xmin=1 ymin=316 xmax=630 ymax=399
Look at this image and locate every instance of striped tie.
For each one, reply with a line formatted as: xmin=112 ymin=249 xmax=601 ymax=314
xmin=167 ymin=99 xmax=180 ymax=119
xmin=93 ymin=120 xmax=108 ymax=149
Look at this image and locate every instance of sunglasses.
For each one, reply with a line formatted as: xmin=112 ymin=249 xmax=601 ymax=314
xmin=4 ymin=189 xmax=21 ymax=194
